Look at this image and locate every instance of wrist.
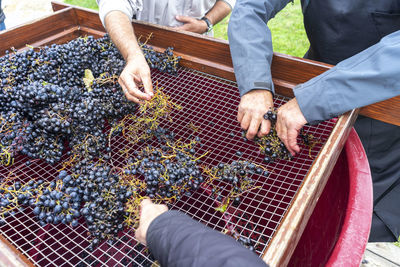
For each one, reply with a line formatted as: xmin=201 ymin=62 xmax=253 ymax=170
xmin=200 ymin=16 xmax=213 ymax=33
xmin=126 ymin=48 xmax=144 ymax=62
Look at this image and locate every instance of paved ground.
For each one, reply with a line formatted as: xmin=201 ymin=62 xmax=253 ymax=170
xmin=2 ymin=0 xmax=53 ymax=29
xmin=2 ymin=0 xmax=400 ymax=266
xmin=362 ymin=243 xmax=400 ymax=267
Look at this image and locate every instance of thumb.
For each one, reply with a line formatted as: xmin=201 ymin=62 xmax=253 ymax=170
xmin=175 ymin=15 xmax=192 ymax=23
xmin=140 ymin=72 xmax=153 ymax=98
xmin=140 ymin=198 xmax=153 ymax=208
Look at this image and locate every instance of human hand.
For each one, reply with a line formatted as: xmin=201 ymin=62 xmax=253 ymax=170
xmin=174 ymin=15 xmax=208 ymax=34
xmin=119 ymin=51 xmax=153 ymax=103
xmin=276 ymin=98 xmax=307 ymax=156
xmin=135 ymin=198 xmax=168 ymax=245
xmin=238 ymin=90 xmax=274 ymax=140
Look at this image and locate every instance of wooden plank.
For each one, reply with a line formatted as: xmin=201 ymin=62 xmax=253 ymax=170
xmin=360 ymin=96 xmax=400 ymax=126
xmin=271 ymin=52 xmax=332 ymax=85
xmin=0 ymin=235 xmax=33 ymax=267
xmin=263 ymin=109 xmax=359 ymax=266
xmin=0 ymin=8 xmax=78 ymax=55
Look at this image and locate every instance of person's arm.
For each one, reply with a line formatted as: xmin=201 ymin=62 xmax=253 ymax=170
xmin=276 ymin=30 xmax=400 ymax=155
xmin=97 ymin=0 xmax=153 ymax=103
xmin=175 ymin=0 xmax=233 ymax=34
xmin=227 ymin=0 xmax=293 ymax=140
xmin=135 ymin=199 xmax=268 ymax=267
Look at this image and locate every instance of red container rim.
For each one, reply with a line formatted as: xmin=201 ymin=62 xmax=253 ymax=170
xmin=326 ymin=128 xmax=372 ymax=266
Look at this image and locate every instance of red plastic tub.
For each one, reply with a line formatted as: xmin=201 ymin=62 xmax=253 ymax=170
xmin=289 ymin=128 xmax=373 ymax=266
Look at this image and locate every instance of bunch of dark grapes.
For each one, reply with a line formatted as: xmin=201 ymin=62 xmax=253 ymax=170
xmin=141 ymin=44 xmax=181 ymax=75
xmin=205 ymin=161 xmax=266 ymax=208
xmin=72 ymin=163 xmax=131 ymax=251
xmin=125 ymin=139 xmax=204 ymax=201
xmin=0 ymin=34 xmax=181 ymax=165
xmin=32 ymin=171 xmax=82 ymax=227
xmin=0 ymin=33 xmax=183 ymax=251
xmin=0 ymin=170 xmax=82 ymax=227
xmin=243 ymin=108 xmax=292 ymax=163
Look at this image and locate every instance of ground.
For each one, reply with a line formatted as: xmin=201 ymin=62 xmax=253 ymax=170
xmin=2 ymin=0 xmax=53 ymax=28
xmin=1 ymin=0 xmax=400 ymax=266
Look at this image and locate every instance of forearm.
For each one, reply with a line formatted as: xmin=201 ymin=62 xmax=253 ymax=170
xmin=104 ymin=10 xmax=153 ymax=103
xmin=295 ymin=30 xmax=400 ymax=124
xmin=104 ymin=10 xmax=142 ymax=61
xmin=147 ymin=211 xmax=267 ymax=267
xmin=228 ymin=0 xmax=292 ymax=96
xmin=204 ymin=0 xmax=232 ymax=26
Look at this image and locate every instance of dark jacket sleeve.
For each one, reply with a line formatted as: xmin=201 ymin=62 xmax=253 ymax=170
xmin=294 ymin=30 xmax=400 ymax=124
xmin=146 ymin=210 xmax=268 ymax=267
xmin=228 ymin=0 xmax=293 ymax=97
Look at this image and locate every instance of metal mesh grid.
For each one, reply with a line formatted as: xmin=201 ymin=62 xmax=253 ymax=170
xmin=0 ymin=67 xmax=336 ymax=266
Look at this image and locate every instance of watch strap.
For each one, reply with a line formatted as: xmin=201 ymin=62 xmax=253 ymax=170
xmin=200 ymin=17 xmax=213 ymax=32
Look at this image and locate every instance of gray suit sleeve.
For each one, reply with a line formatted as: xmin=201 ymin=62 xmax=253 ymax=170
xmin=295 ymin=30 xmax=400 ymax=125
xmin=228 ymin=0 xmax=293 ymax=97
xmin=147 ymin=210 xmax=268 ymax=267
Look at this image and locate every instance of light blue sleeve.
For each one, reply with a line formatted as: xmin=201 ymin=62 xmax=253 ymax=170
xmin=228 ymin=0 xmax=293 ymax=97
xmin=295 ymin=30 xmax=400 ymax=124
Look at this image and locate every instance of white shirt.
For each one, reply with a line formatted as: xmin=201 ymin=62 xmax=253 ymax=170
xmin=97 ymin=0 xmax=235 ymax=36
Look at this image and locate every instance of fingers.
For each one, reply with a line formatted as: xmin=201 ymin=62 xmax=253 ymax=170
xmin=175 ymin=15 xmax=191 ymax=23
xmin=174 ymin=16 xmax=192 ymax=31
xmin=121 ymin=74 xmax=152 ymax=101
xmin=237 ymin=107 xmax=245 ymax=124
xmin=119 ymin=78 xmax=140 ymax=103
xmin=238 ymin=90 xmax=274 ymax=140
xmin=174 ymin=15 xmax=206 ymax=34
xmin=276 ymin=98 xmax=307 ymax=156
xmin=240 ymin=113 xmax=251 ymax=134
xmin=246 ymin=115 xmax=262 ymax=140
xmin=119 ymin=61 xmax=153 ymax=103
xmin=140 ymin=71 xmax=154 ymax=98
xmin=287 ymin=128 xmax=301 ymax=155
xmin=258 ymin=119 xmax=271 ymax=138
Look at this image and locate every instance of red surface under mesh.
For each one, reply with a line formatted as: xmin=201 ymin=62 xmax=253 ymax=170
xmin=0 ymin=67 xmax=336 ymax=266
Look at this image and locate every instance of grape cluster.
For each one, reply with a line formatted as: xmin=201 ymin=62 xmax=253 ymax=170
xmin=73 ymin=163 xmax=132 ymax=251
xmin=142 ymin=45 xmax=181 ymax=75
xmin=32 ymin=171 xmax=82 ymax=227
xmin=0 ymin=36 xmax=137 ymax=165
xmin=127 ymin=142 xmax=204 ymax=201
xmin=0 ymin=34 xmax=184 ymax=250
xmin=243 ymin=108 xmax=292 ymax=162
xmin=203 ymin=161 xmax=266 ymax=211
xmin=0 ymin=34 xmax=182 ymax=166
xmin=256 ymin=109 xmax=319 ymax=161
xmin=0 ymin=171 xmax=82 ymax=227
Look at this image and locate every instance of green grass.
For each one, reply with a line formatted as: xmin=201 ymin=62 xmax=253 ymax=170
xmin=63 ymin=0 xmax=308 ymax=57
xmin=268 ymin=1 xmax=308 ymax=57
xmin=64 ymin=0 xmax=98 ymax=10
xmin=395 ymin=236 xmax=400 ymax=248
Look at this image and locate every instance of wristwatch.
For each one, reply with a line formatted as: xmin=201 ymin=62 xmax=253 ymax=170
xmin=200 ymin=17 xmax=213 ymax=33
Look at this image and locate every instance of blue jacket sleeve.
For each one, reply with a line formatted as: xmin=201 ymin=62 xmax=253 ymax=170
xmin=146 ymin=210 xmax=268 ymax=267
xmin=295 ymin=30 xmax=400 ymax=125
xmin=228 ymin=0 xmax=293 ymax=97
